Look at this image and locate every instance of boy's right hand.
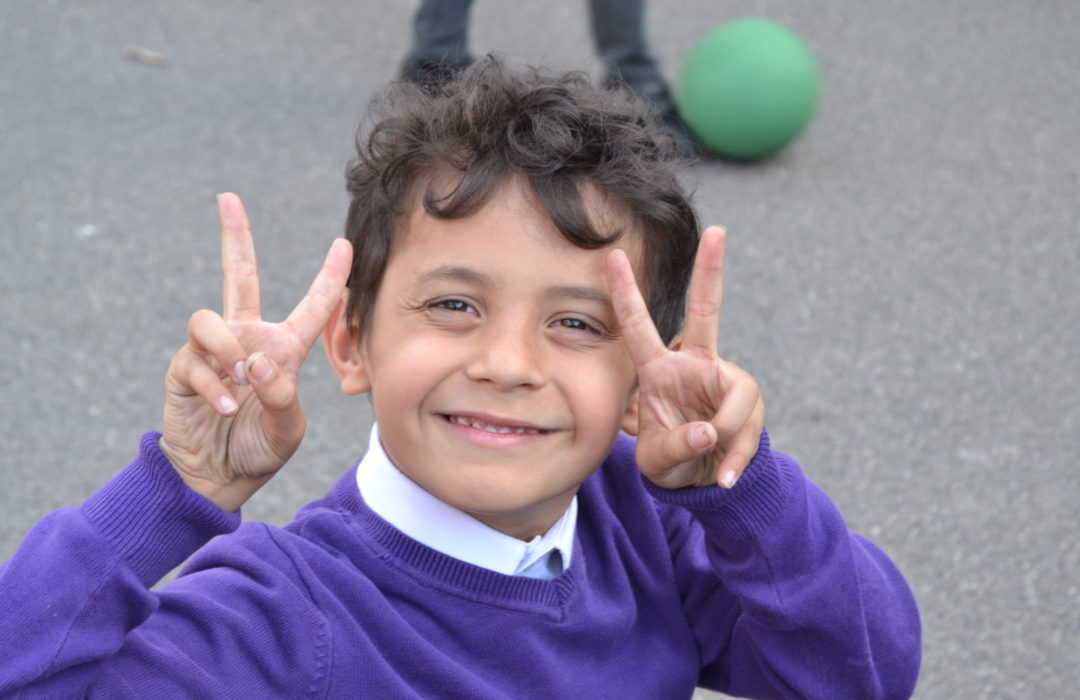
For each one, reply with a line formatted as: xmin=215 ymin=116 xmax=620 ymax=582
xmin=159 ymin=193 xmax=352 ymax=511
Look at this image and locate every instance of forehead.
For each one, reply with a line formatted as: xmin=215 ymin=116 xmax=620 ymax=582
xmin=392 ymin=176 xmax=645 ymax=278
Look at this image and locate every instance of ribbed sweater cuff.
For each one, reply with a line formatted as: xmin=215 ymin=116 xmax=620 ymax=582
xmin=80 ymin=432 xmax=242 ymax=586
xmin=642 ymin=429 xmax=794 ymax=539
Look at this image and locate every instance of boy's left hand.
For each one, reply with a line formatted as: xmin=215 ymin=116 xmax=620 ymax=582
xmin=608 ymin=226 xmax=764 ymax=490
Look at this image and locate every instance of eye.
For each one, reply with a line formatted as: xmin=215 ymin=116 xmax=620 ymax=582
xmin=552 ymin=317 xmax=602 ymax=335
xmin=431 ymin=299 xmax=477 ymax=314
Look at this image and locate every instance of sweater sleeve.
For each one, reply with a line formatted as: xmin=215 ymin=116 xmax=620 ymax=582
xmin=0 ymin=433 xmax=327 ymax=699
xmin=644 ymin=431 xmax=922 ymax=700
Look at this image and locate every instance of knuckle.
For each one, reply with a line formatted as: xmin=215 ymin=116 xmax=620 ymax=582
xmin=686 ymin=298 xmax=719 ymax=320
xmin=169 ymin=345 xmax=199 ymax=374
xmin=726 ymin=363 xmax=760 ymax=397
xmin=223 ymin=259 xmax=258 ymax=278
xmin=188 ymin=308 xmax=218 ymax=327
xmin=187 ymin=309 xmax=223 ymax=343
xmin=166 ymin=346 xmax=187 ymax=370
xmin=723 ymin=442 xmax=752 ymax=464
xmin=713 ymin=416 xmax=739 ymax=441
xmin=728 ymin=453 xmax=751 ymax=471
xmin=621 ymin=305 xmax=652 ymax=332
xmin=164 ymin=357 xmax=187 ymax=392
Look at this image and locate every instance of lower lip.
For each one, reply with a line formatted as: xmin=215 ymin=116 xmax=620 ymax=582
xmin=441 ymin=417 xmax=552 ymax=448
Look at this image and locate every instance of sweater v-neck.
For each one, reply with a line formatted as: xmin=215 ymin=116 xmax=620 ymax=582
xmin=318 ymin=466 xmax=584 ymax=619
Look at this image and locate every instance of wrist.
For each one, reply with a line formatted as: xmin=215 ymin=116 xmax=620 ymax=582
xmin=158 ymin=437 xmax=267 ymax=512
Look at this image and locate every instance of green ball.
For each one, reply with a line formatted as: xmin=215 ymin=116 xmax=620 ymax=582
xmin=677 ymin=18 xmax=820 ymax=160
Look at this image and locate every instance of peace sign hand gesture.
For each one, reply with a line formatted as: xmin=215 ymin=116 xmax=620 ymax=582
xmin=608 ymin=227 xmax=764 ymax=490
xmin=159 ymin=194 xmax=353 ymax=511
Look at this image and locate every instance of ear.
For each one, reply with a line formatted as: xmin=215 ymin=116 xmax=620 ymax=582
xmin=621 ymin=387 xmax=640 ymax=436
xmin=322 ymin=292 xmax=372 ymax=395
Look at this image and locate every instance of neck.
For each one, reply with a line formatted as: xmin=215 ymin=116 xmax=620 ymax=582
xmin=465 ymin=491 xmax=577 ymax=541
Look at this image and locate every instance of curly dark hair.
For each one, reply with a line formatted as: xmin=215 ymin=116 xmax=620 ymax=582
xmin=343 ymin=55 xmax=700 ymax=344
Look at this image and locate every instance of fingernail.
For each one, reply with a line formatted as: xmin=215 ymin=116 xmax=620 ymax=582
xmin=219 ymin=395 xmax=238 ymax=415
xmin=249 ymin=353 xmax=274 ymax=383
xmin=690 ymin=423 xmax=710 ymax=449
xmin=720 ymin=469 xmax=739 ymax=489
xmin=233 ymin=361 xmax=249 ymax=386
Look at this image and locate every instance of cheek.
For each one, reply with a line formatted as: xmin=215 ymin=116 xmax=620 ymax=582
xmin=564 ymin=355 xmax=637 ymax=427
xmin=366 ymin=331 xmax=457 ymax=405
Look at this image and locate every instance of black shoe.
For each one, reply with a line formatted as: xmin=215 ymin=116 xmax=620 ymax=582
xmin=604 ymin=73 xmax=701 ymax=156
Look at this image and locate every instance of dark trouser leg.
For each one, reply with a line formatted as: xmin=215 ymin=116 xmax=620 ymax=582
xmin=588 ymin=0 xmax=660 ymax=91
xmin=588 ymin=0 xmax=696 ymax=150
xmin=407 ymin=0 xmax=474 ymax=67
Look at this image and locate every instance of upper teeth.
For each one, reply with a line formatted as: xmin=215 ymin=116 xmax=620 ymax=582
xmin=449 ymin=415 xmax=541 ymax=434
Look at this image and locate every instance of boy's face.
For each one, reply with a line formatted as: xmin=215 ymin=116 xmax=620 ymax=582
xmin=345 ymin=179 xmax=641 ymax=539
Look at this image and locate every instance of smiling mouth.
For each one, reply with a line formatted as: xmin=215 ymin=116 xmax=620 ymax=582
xmin=441 ymin=414 xmax=552 ymax=435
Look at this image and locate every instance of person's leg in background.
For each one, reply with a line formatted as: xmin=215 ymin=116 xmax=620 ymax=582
xmin=588 ymin=0 xmax=696 ymax=150
xmin=401 ymin=0 xmax=475 ymax=88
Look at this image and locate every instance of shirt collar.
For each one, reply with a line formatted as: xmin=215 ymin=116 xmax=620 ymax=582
xmin=355 ymin=423 xmax=576 ymax=578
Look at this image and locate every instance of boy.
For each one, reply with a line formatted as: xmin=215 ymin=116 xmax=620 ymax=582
xmin=0 ymin=58 xmax=920 ymax=698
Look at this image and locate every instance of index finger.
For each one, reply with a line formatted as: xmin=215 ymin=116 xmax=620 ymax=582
xmin=606 ymin=248 xmax=666 ymax=368
xmin=284 ymin=237 xmax=354 ymax=350
xmin=681 ymin=226 xmax=727 ymax=358
xmin=218 ymin=192 xmax=261 ymax=323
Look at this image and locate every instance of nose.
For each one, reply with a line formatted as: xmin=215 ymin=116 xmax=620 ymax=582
xmin=464 ymin=317 xmax=545 ymax=390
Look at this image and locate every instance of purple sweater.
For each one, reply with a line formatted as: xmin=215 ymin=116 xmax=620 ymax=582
xmin=0 ymin=431 xmax=920 ymax=699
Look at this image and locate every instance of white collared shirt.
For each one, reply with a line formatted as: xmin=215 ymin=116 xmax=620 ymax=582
xmin=355 ymin=423 xmax=575 ymax=579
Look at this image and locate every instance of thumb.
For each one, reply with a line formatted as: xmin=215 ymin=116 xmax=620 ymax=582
xmin=245 ymin=352 xmax=306 ymax=447
xmin=636 ymin=421 xmax=717 ymax=479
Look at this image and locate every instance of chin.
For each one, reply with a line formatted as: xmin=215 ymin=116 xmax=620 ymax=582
xmin=450 ymin=481 xmax=570 ymax=518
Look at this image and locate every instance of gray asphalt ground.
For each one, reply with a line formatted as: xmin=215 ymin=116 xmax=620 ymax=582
xmin=2 ymin=1 xmax=1077 ymax=697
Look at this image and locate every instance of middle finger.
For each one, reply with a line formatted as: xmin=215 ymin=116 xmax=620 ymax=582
xmin=681 ymin=226 xmax=727 ymax=358
xmin=218 ymin=193 xmax=262 ymax=323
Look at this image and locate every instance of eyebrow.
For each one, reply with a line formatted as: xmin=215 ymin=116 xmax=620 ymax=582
xmin=415 ymin=265 xmax=612 ymax=307
xmin=415 ymin=265 xmax=492 ymax=287
xmin=544 ymin=285 xmax=612 ymax=306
